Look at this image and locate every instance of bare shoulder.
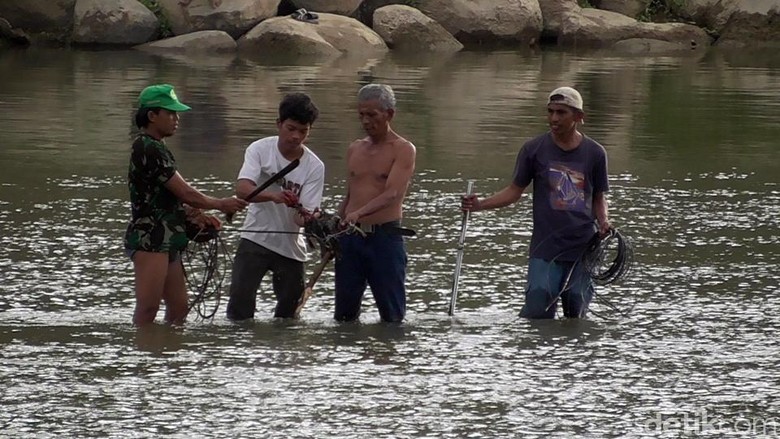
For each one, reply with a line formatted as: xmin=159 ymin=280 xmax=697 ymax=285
xmin=348 ymin=137 xmax=371 ymax=151
xmin=393 ymin=135 xmax=416 ymax=157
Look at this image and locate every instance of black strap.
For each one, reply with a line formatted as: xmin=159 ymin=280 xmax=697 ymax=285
xmin=387 ymin=226 xmax=416 ymax=237
xmin=354 ymin=221 xmax=417 ymax=237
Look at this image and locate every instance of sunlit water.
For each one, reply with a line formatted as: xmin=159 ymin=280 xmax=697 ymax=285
xmin=1 ymin=47 xmax=779 ymax=437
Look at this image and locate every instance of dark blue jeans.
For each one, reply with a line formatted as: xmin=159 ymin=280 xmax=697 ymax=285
xmin=519 ymin=258 xmax=594 ymax=319
xmin=334 ymin=226 xmax=407 ymax=322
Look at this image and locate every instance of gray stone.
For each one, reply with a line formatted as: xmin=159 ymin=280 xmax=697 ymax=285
xmin=373 ymin=5 xmax=463 ymax=52
xmin=0 ymin=0 xmax=76 ymax=39
xmin=559 ymin=7 xmax=711 ymax=49
xmin=73 ymin=0 xmax=159 ymax=45
xmin=238 ymin=13 xmax=388 ymax=57
xmin=612 ymin=37 xmax=701 ymax=54
xmin=592 ymin=0 xmax=650 ymax=19
xmin=716 ymin=9 xmax=780 ymax=48
xmin=287 ymin=0 xmax=363 ymax=16
xmin=134 ymin=30 xmax=236 ymax=53
xmin=539 ymin=0 xmax=580 ymax=39
xmin=157 ymin=0 xmax=280 ymax=38
xmin=419 ymin=0 xmax=543 ymax=45
xmin=0 ymin=17 xmax=30 ymax=45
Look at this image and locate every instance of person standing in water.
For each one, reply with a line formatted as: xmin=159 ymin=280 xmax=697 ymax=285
xmin=225 ymin=93 xmax=325 ymax=320
xmin=334 ymin=84 xmax=416 ymax=323
xmin=461 ymin=87 xmax=610 ymax=319
xmin=125 ymin=84 xmax=247 ymax=326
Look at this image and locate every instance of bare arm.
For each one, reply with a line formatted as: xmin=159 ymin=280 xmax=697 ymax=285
xmin=593 ymin=191 xmax=610 ymax=235
xmin=337 ymin=191 xmax=349 ymax=218
xmin=462 ymin=183 xmax=526 ymax=212
xmin=346 ymin=141 xmax=416 ymax=222
xmin=338 ymin=144 xmax=355 ymax=218
xmin=236 ymin=179 xmax=290 ymax=204
xmin=164 ymin=172 xmax=246 ymax=214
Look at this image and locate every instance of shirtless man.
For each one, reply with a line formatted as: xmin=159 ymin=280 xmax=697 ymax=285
xmin=335 ymin=84 xmax=416 ymax=323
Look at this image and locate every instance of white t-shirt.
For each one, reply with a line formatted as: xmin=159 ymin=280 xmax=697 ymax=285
xmin=238 ymin=136 xmax=325 ymax=261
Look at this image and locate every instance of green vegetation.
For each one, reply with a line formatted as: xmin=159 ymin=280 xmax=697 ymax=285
xmin=402 ymin=0 xmax=421 ymax=7
xmin=578 ymin=0 xmax=594 ymax=8
xmin=638 ymin=0 xmax=688 ymax=22
xmin=138 ymin=0 xmax=173 ymax=38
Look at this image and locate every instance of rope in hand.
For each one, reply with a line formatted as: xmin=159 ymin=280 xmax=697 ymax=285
xmin=582 ymin=228 xmax=634 ymax=286
xmin=542 ymin=225 xmax=635 ymax=319
xmin=580 ymin=228 xmax=635 ymax=318
xmin=181 ymin=207 xmax=361 ymax=320
xmin=182 ymin=230 xmax=231 ymax=320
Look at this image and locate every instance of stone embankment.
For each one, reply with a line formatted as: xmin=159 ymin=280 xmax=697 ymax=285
xmin=0 ymin=0 xmax=777 ymax=54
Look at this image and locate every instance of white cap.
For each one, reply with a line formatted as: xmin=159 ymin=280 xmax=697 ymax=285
xmin=548 ymin=86 xmax=583 ymax=111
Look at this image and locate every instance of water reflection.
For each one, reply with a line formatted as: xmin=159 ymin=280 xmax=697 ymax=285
xmin=0 ymin=47 xmax=779 ymax=437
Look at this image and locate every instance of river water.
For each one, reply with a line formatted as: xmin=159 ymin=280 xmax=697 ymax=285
xmin=1 ymin=46 xmax=779 ymax=437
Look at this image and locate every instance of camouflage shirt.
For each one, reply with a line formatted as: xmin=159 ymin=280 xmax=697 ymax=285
xmin=124 ymin=134 xmax=188 ymax=252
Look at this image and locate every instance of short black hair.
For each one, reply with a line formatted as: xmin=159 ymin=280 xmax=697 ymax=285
xmin=134 ymin=107 xmax=162 ymax=128
xmin=279 ymin=93 xmax=319 ymax=125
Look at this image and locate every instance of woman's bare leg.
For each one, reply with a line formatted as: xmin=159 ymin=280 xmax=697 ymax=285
xmin=162 ymin=259 xmax=189 ymax=325
xmin=133 ymin=251 xmax=170 ymax=326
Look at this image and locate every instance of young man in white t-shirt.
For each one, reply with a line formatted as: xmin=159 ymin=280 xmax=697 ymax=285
xmin=226 ymin=93 xmax=325 ymax=320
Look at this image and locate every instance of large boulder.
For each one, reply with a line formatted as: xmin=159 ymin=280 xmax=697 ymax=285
xmin=0 ymin=0 xmax=76 ymax=36
xmin=612 ymin=37 xmax=701 ymax=54
xmin=558 ymin=8 xmax=711 ymax=49
xmin=134 ymin=30 xmax=236 ymax=53
xmin=418 ymin=0 xmax=543 ymax=45
xmin=672 ymin=0 xmax=780 ymax=34
xmin=716 ymin=9 xmax=780 ymax=48
xmin=671 ymin=0 xmax=737 ymax=32
xmin=72 ymin=0 xmax=158 ymax=45
xmin=156 ymin=0 xmax=280 ymax=38
xmin=238 ymin=13 xmax=388 ymax=57
xmin=591 ymin=0 xmax=650 ymax=19
xmin=355 ymin=0 xmax=406 ymax=27
xmin=539 ymin=0 xmax=579 ymax=40
xmin=285 ymin=0 xmax=363 ymax=16
xmin=0 ymin=17 xmax=30 ymax=45
xmin=373 ymin=5 xmax=463 ymax=52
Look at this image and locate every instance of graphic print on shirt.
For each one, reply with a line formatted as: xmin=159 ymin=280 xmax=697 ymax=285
xmin=548 ymin=161 xmax=586 ymax=211
xmin=278 ymin=177 xmax=302 ymax=196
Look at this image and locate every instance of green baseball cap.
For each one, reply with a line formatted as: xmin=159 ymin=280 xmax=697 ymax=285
xmin=138 ymin=84 xmax=192 ymax=112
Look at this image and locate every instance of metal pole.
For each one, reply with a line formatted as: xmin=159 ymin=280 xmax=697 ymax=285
xmin=448 ymin=180 xmax=475 ymax=316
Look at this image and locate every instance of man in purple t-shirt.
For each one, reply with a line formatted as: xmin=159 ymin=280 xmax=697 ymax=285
xmin=461 ymin=87 xmax=611 ymax=319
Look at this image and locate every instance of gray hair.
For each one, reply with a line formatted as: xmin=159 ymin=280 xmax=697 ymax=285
xmin=358 ymin=84 xmax=396 ymax=111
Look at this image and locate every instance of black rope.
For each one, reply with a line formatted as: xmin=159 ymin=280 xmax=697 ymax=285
xmin=180 ymin=211 xmax=348 ymax=320
xmin=582 ymin=228 xmax=634 ymax=286
xmin=540 ymin=225 xmax=635 ymax=319
xmin=183 ymin=233 xmax=231 ymax=320
xmin=582 ymin=228 xmax=635 ymax=318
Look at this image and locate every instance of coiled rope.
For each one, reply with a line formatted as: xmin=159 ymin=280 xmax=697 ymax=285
xmin=181 ymin=211 xmax=353 ymax=320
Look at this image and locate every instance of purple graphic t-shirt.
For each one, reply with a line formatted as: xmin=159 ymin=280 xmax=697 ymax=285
xmin=513 ymin=132 xmax=609 ymax=261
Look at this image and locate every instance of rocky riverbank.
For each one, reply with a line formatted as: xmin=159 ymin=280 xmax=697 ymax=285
xmin=0 ymin=0 xmax=778 ymax=55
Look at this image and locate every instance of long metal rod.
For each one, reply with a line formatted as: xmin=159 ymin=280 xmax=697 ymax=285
xmin=448 ymin=180 xmax=475 ymax=316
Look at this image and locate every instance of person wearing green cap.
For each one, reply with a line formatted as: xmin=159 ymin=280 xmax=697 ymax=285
xmin=125 ymin=84 xmax=248 ymax=327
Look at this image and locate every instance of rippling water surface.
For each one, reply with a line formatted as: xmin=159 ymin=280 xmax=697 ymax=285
xmin=1 ymin=47 xmax=779 ymax=437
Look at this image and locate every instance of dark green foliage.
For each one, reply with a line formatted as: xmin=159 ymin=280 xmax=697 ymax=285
xmin=638 ymin=0 xmax=688 ymax=23
xmin=138 ymin=0 xmax=173 ymax=38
